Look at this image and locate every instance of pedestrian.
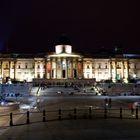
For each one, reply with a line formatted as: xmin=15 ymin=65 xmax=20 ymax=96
xmin=108 ymin=98 xmax=112 ymax=108
xmin=104 ymin=98 xmax=108 ymax=108
xmin=130 ymin=103 xmax=135 ymax=116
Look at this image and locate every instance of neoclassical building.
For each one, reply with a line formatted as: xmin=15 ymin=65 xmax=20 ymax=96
xmin=0 ymin=37 xmax=140 ymax=83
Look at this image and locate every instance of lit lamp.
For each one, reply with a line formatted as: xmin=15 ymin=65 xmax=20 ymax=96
xmin=124 ymin=78 xmax=128 ymax=83
xmin=133 ymin=74 xmax=136 ymax=79
xmin=0 ymin=75 xmax=2 ymax=84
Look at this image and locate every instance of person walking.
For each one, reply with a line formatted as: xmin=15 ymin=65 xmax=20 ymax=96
xmin=108 ymin=98 xmax=112 ymax=108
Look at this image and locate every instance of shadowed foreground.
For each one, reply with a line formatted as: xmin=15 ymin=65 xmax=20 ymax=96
xmin=0 ymin=118 xmax=140 ymax=140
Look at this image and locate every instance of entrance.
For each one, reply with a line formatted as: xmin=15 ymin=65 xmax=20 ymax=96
xmin=74 ymin=69 xmax=77 ymax=78
xmin=62 ymin=70 xmax=66 ymax=78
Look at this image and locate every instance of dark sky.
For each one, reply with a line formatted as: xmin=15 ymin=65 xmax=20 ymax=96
xmin=0 ymin=0 xmax=139 ymax=54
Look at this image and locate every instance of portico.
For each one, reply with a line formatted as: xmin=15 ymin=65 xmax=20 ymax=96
xmin=46 ymin=44 xmax=83 ymax=79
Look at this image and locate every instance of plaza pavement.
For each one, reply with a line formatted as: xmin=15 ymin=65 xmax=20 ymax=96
xmin=1 ymin=95 xmax=140 ymax=140
xmin=1 ymin=117 xmax=140 ymax=140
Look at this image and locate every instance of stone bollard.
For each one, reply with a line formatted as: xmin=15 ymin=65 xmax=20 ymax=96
xmin=120 ymin=107 xmax=122 ymax=119
xmin=43 ymin=110 xmax=46 ymax=122
xmin=88 ymin=107 xmax=92 ymax=119
xmin=9 ymin=113 xmax=13 ymax=126
xmin=74 ymin=108 xmax=77 ymax=120
xmin=104 ymin=107 xmax=107 ymax=119
xmin=136 ymin=107 xmax=138 ymax=119
xmin=58 ymin=109 xmax=61 ymax=120
xmin=26 ymin=111 xmax=30 ymax=124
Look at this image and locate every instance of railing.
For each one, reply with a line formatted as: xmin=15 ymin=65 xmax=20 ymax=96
xmin=0 ymin=107 xmax=139 ymax=127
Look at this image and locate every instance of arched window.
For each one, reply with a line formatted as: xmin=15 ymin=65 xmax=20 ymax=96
xmin=25 ymin=63 xmax=28 ymax=69
xmin=87 ymin=65 xmax=90 ymax=69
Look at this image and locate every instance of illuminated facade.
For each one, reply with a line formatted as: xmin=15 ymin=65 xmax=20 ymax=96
xmin=0 ymin=41 xmax=140 ymax=83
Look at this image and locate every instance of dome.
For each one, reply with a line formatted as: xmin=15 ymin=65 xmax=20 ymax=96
xmin=55 ymin=34 xmax=71 ymax=45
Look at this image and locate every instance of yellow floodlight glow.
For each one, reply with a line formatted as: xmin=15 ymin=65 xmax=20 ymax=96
xmin=124 ymin=78 xmax=128 ymax=83
xmin=49 ymin=53 xmax=81 ymax=58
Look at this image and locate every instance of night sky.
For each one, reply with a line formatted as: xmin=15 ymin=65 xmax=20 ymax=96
xmin=0 ymin=0 xmax=139 ymax=54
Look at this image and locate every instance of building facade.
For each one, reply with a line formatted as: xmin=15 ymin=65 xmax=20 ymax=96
xmin=0 ymin=42 xmax=140 ymax=83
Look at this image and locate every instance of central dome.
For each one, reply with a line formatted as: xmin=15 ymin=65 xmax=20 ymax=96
xmin=56 ymin=34 xmax=71 ymax=45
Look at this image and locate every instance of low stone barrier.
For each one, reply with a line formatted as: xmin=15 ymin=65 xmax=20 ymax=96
xmin=0 ymin=103 xmax=19 ymax=113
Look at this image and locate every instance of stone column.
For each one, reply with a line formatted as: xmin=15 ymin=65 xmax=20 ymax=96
xmin=75 ymin=59 xmax=78 ymax=79
xmin=50 ymin=59 xmax=52 ymax=79
xmin=71 ymin=60 xmax=73 ymax=79
xmin=112 ymin=61 xmax=117 ymax=82
xmin=81 ymin=59 xmax=83 ymax=79
xmin=34 ymin=60 xmax=37 ymax=79
xmin=55 ymin=58 xmax=57 ymax=79
xmin=56 ymin=58 xmax=61 ymax=79
xmin=46 ymin=59 xmax=50 ymax=79
xmin=109 ymin=61 xmax=112 ymax=80
xmin=76 ymin=59 xmax=78 ymax=78
xmin=127 ymin=61 xmax=130 ymax=80
xmin=115 ymin=61 xmax=117 ymax=80
xmin=1 ymin=61 xmax=3 ymax=79
xmin=121 ymin=61 xmax=124 ymax=80
xmin=77 ymin=60 xmax=82 ymax=79
xmin=60 ymin=58 xmax=63 ymax=79
xmin=125 ymin=61 xmax=129 ymax=80
xmin=0 ymin=61 xmax=2 ymax=78
xmin=81 ymin=61 xmax=83 ymax=79
xmin=14 ymin=60 xmax=16 ymax=80
xmin=66 ymin=59 xmax=69 ymax=79
xmin=63 ymin=58 xmax=67 ymax=79
xmin=9 ymin=61 xmax=11 ymax=78
xmin=44 ymin=59 xmax=47 ymax=79
xmin=67 ymin=59 xmax=70 ymax=79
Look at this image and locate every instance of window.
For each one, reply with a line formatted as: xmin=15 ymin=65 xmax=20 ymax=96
xmin=105 ymin=63 xmax=108 ymax=69
xmin=117 ymin=64 xmax=119 ymax=69
xmin=98 ymin=63 xmax=101 ymax=69
xmin=134 ymin=64 xmax=136 ymax=69
xmin=43 ymin=73 xmax=45 ymax=78
xmin=117 ymin=62 xmax=121 ymax=69
xmin=38 ymin=65 xmax=40 ymax=69
xmin=87 ymin=65 xmax=90 ymax=69
xmin=37 ymin=73 xmax=40 ymax=78
xmin=111 ymin=64 xmax=113 ymax=69
xmin=25 ymin=63 xmax=28 ymax=69
xmin=12 ymin=65 xmax=14 ymax=69
xmin=18 ymin=63 xmax=21 ymax=69
xmin=92 ymin=65 xmax=94 ymax=69
xmin=124 ymin=64 xmax=126 ymax=69
xmin=6 ymin=64 xmax=8 ymax=69
xmin=24 ymin=72 xmax=28 ymax=74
